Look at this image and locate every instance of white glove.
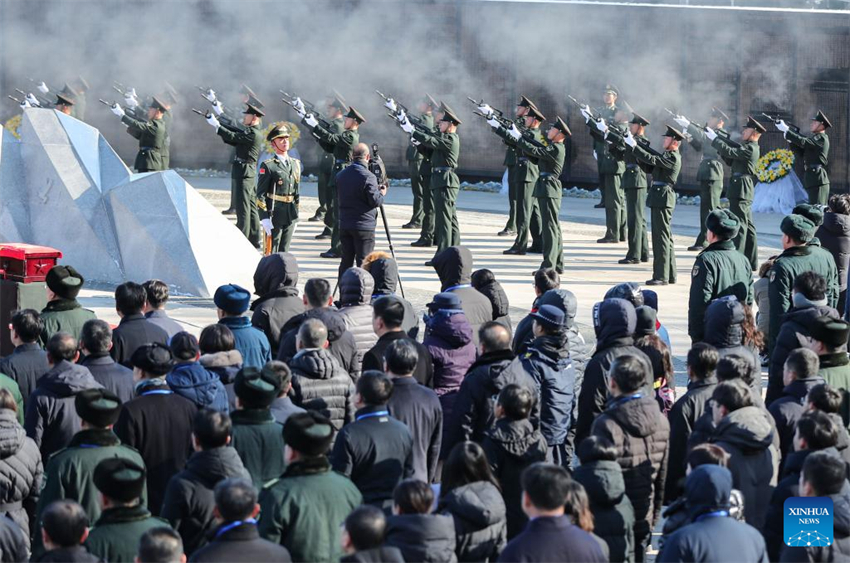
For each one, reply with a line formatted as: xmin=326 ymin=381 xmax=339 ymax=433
xmin=410 ymin=135 xmax=420 ymax=147
xmin=202 ymin=89 xmax=216 ymax=103
xmin=477 ymin=103 xmax=493 ymax=118
xmin=126 ymin=88 xmax=137 ymax=98
xmin=205 ymin=113 xmax=220 ymax=129
xmin=400 ymin=118 xmax=414 ymax=134
xmin=124 ymin=95 xmax=138 ymax=108
xmin=37 ymin=82 xmax=49 ymax=94
xmin=291 ymin=97 xmax=306 ymax=115
xmin=704 ymin=127 xmax=718 ymax=141
xmin=674 ymin=116 xmax=690 ymax=129
xmin=593 ymin=150 xmax=598 ymax=161
xmin=20 ymin=100 xmax=30 ymax=109
xmin=384 ymin=98 xmax=397 ymax=112
xmin=111 ymin=103 xmax=125 ymax=118
xmin=211 ymin=101 xmax=224 ymax=116
xmin=507 ymin=124 xmax=521 ymax=140
xmin=486 ymin=117 xmax=500 ymax=129
xmin=594 ymin=119 xmax=608 ymax=133
xmin=775 ymin=120 xmax=789 ymax=133
xmin=580 ymin=104 xmax=591 ymax=114
xmin=304 ymin=113 xmax=319 ymax=128
xmin=395 ymin=109 xmax=407 ymax=123
xmin=624 ymin=131 xmax=637 ymax=148
xmin=261 ymin=218 xmax=273 ymax=236
xmin=580 ymin=109 xmax=592 ymax=123
xmin=25 ymin=93 xmax=41 ymax=107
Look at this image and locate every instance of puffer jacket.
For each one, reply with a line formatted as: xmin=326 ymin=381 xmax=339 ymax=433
xmin=288 ymin=348 xmax=355 ymax=433
xmin=250 ymin=252 xmax=304 ymax=351
xmin=198 ymin=350 xmax=242 ymax=412
xmin=817 ymin=211 xmax=850 ymax=300
xmin=338 ymin=267 xmax=378 ymax=375
xmin=277 ymin=308 xmax=359 ymax=379
xmin=471 ymin=276 xmax=511 ymax=330
xmin=590 ymin=394 xmax=669 ymax=547
xmin=432 ymin=246 xmax=494 ymax=344
xmin=437 ymin=481 xmax=507 ymax=562
xmin=573 ymin=460 xmax=635 ymax=563
xmin=703 ymin=295 xmax=760 ymax=370
xmin=366 ymin=255 xmax=418 ymax=337
xmin=0 ymin=409 xmax=41 ymax=542
xmin=780 ymin=480 xmax=850 ymax=562
xmin=166 ymin=362 xmax=229 ymax=413
xmin=385 ymin=513 xmax=458 ymax=563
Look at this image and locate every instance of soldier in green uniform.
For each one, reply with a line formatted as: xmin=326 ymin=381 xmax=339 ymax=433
xmin=792 ymin=202 xmax=840 ymax=308
xmin=70 ymin=76 xmax=89 ymax=121
xmin=297 ymin=102 xmax=363 ymax=259
xmin=593 ymin=85 xmax=619 ymax=210
xmin=493 ymin=95 xmax=533 ymax=239
xmin=257 ymin=125 xmax=301 ymax=253
xmin=312 ymin=95 xmax=346 ymax=229
xmin=628 ymin=125 xmax=683 ymax=285
xmin=204 ymin=103 xmax=265 ymax=246
xmin=410 ymin=102 xmax=446 ymax=249
xmin=111 ymin=97 xmax=168 ymax=173
xmin=674 ymin=107 xmax=729 ymax=251
xmin=777 ymin=110 xmax=831 ymax=206
xmin=403 ymin=105 xmax=461 ymax=262
xmin=159 ymin=88 xmax=180 ymax=170
xmin=687 ymin=209 xmax=755 ymax=342
xmin=402 ymin=94 xmax=437 ymax=230
xmin=587 ymin=103 xmax=631 ymax=243
xmin=706 ymin=116 xmax=764 ymax=270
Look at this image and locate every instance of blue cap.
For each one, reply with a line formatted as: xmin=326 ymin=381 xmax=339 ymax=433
xmin=428 ymin=292 xmax=462 ymax=311
xmin=214 ymin=284 xmax=251 ymax=314
xmin=531 ymin=304 xmax=566 ymax=329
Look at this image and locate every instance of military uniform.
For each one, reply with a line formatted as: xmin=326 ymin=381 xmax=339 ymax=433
xmin=686 ymin=113 xmax=728 ymax=249
xmin=609 ymin=115 xmax=651 ymax=263
xmin=121 ymin=98 xmax=168 ymax=173
xmin=317 ymin=114 xmax=345 ymax=231
xmin=217 ymin=105 xmax=264 ymax=244
xmin=594 ymin=101 xmax=617 ymax=209
xmin=407 ymin=97 xmax=436 ymax=229
xmin=257 ymin=128 xmax=301 ymax=253
xmin=412 ymin=115 xmax=438 ymax=247
xmin=785 ymin=111 xmax=831 ymax=206
xmin=161 ymin=108 xmax=172 ymax=169
xmin=589 ymin=120 xmax=626 ymax=242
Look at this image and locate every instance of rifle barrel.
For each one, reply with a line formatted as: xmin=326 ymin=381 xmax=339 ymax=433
xmin=191 ymin=108 xmax=206 ymax=116
xmin=98 ymin=99 xmax=112 ymax=106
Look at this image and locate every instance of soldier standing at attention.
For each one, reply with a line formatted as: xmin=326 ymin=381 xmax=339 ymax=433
xmin=594 ymin=85 xmax=619 ymax=211
xmin=674 ymin=108 xmax=729 ymax=251
xmin=110 ymin=97 xmax=168 ymax=173
xmin=410 ymin=101 xmax=446 ymax=250
xmin=159 ymin=86 xmax=180 ymax=170
xmin=258 ymin=125 xmax=301 ymax=253
xmin=311 ymin=95 xmax=347 ymax=231
xmin=403 ymin=94 xmax=437 ymax=231
xmin=777 ymin=110 xmax=831 ymax=206
xmin=705 ymin=116 xmax=764 ymax=270
xmin=586 ymin=102 xmax=631 ymax=243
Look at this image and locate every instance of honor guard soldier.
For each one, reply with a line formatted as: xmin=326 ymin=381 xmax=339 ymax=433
xmin=777 ymin=110 xmax=831 ymax=206
xmin=410 ymin=100 xmax=445 ymax=249
xmin=496 ymin=95 xmax=533 ymax=239
xmin=70 ymin=76 xmax=89 ymax=121
xmin=312 ymin=94 xmax=347 ymax=230
xmin=594 ymin=85 xmax=619 ymax=210
xmin=402 ymin=104 xmax=461 ymax=263
xmin=705 ymin=116 xmax=764 ymax=270
xmin=587 ymin=102 xmax=632 ymax=243
xmin=110 ymin=96 xmax=168 ymax=173
xmin=674 ymin=107 xmax=730 ymax=251
xmin=54 ymin=92 xmax=75 ymax=116
xmin=159 ymin=85 xmax=180 ymax=170
xmin=404 ymin=94 xmax=437 ymax=231
xmin=258 ymin=125 xmax=301 ymax=253
xmin=205 ymin=103 xmax=266 ymax=246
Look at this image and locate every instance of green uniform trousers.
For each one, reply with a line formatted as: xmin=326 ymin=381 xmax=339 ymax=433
xmin=434 ymin=186 xmax=460 ymax=253
xmin=515 ymin=181 xmax=542 ymax=250
xmin=807 ymin=183 xmax=830 ymax=207
xmin=539 ymin=196 xmax=564 ymax=271
xmin=729 ymin=198 xmax=758 ymax=270
xmin=650 ymin=205 xmax=677 ymax=283
xmin=625 ymin=188 xmax=649 ymax=262
xmin=419 ymin=174 xmax=435 ymax=243
xmin=409 ymin=159 xmax=425 ymax=225
xmin=694 ymin=180 xmax=722 ymax=247
xmin=327 ymin=163 xmax=345 ymax=253
xmin=270 ymin=203 xmax=298 ymax=253
xmin=234 ymin=175 xmax=260 ymax=243
xmin=503 ymin=166 xmax=518 ymax=232
xmin=599 ymin=173 xmax=607 ymax=206
xmin=604 ymin=174 xmax=626 ymax=241
xmin=317 ymin=156 xmax=333 ymax=218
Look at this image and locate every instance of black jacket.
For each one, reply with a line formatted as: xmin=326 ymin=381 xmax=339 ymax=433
xmin=288 ymin=347 xmax=355 ymax=433
xmin=341 ymin=547 xmax=405 ymax=563
xmin=481 ymin=418 xmax=548 ymax=540
xmin=35 ymin=546 xmax=100 ymax=562
xmin=78 ymin=353 xmax=136 ymax=404
xmin=437 ymin=481 xmax=507 ymax=562
xmin=110 ymin=314 xmax=169 ymax=368
xmin=573 ymin=459 xmax=635 ymax=563
xmin=277 ymin=308 xmax=358 ymax=378
xmin=250 ymin=252 xmax=304 ymax=352
xmin=330 ymin=406 xmax=414 ymax=507
xmin=161 ymin=446 xmax=251 ymax=555
xmin=497 ymin=515 xmax=606 ymax=563
xmin=385 ymin=513 xmax=458 ymax=563
xmin=703 ymin=296 xmax=760 ymax=371
xmin=0 ymin=343 xmax=48 ymax=406
xmin=817 ymin=211 xmax=850 ymax=293
xmin=432 ymin=246 xmax=494 ymax=344
xmin=387 ymin=376 xmax=442 ymax=483
xmin=337 ymin=161 xmax=384 ymax=230
xmin=368 ymin=257 xmax=419 ymax=337
xmin=189 ymin=521 xmax=292 ymax=563
xmin=362 ymin=331 xmax=433 ymax=387
xmin=0 ymin=514 xmax=28 ymax=563
xmin=781 ymin=480 xmax=850 ymax=562
xmin=769 ymin=377 xmax=826 ymax=469
xmin=472 ymin=277 xmax=511 ymax=330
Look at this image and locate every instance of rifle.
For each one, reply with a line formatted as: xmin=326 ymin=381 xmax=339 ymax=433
xmin=762 ymin=113 xmax=800 ymax=134
xmin=663 ymin=108 xmax=704 ymax=131
xmin=467 ymin=97 xmax=513 ymax=129
xmin=7 ymin=95 xmax=22 ymax=104
xmin=568 ymin=95 xmax=601 ymax=120
xmin=280 ymin=92 xmax=331 ymax=130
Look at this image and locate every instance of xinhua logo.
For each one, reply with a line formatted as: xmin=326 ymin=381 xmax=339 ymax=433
xmin=785 ymin=497 xmax=834 ymax=547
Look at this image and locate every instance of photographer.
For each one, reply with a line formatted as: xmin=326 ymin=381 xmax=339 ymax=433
xmin=336 ymin=143 xmax=388 ymax=277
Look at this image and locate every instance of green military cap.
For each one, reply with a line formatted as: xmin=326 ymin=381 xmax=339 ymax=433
xmin=663 ymin=125 xmax=685 ymax=141
xmin=526 ymin=104 xmax=546 ymax=122
xmin=518 ymin=95 xmax=535 ymax=108
xmin=234 ymin=366 xmax=281 ymax=408
xmin=283 ymin=411 xmax=335 ymax=456
xmin=60 ymin=83 xmax=78 ymax=97
xmin=55 ymin=93 xmax=75 ymax=107
xmin=150 ymin=96 xmax=168 ymax=112
xmin=438 ymin=101 xmax=449 ymax=114
xmin=604 ymin=84 xmax=620 ymax=96
xmin=813 ymin=110 xmax=832 ymax=129
xmin=780 ymin=214 xmax=816 ymax=242
xmin=440 ymin=104 xmax=462 ymax=125
xmin=711 ymin=107 xmax=729 ymax=122
xmin=240 ymin=84 xmax=257 ymax=98
xmin=94 ymin=458 xmax=146 ymax=502
xmin=247 ymin=94 xmax=265 ymax=110
xmin=424 ymin=94 xmax=438 ymax=108
xmin=75 ymin=388 xmax=122 ymax=428
xmin=705 ymin=209 xmax=740 ymax=239
xmin=630 ymin=113 xmax=650 ymax=126
xmin=744 ymin=115 xmax=766 ymax=133
xmin=346 ymin=106 xmax=366 ymax=124
xmin=809 ymin=316 xmax=850 ymax=347
xmin=266 ymin=124 xmax=291 ymax=142
xmin=553 ymin=116 xmax=571 ymax=136
xmin=243 ymin=103 xmax=265 ymax=118
xmin=792 ymin=203 xmax=824 ymax=227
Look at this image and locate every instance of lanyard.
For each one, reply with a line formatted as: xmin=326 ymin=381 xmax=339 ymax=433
xmin=79 ymin=444 xmax=101 ymax=449
xmin=141 ymin=389 xmax=173 ymax=396
xmin=614 ymin=392 xmax=643 ymax=406
xmin=356 ymin=410 xmax=389 ymax=422
xmin=215 ymin=518 xmax=257 ymax=539
xmin=444 ymin=284 xmax=471 ymax=292
xmin=695 ymin=510 xmax=729 ymax=522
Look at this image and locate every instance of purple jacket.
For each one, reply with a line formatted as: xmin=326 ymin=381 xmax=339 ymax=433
xmin=424 ymin=309 xmax=475 ymax=429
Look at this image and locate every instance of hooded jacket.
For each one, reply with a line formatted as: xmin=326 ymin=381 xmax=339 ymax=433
xmin=816 ymin=211 xmax=850 ymax=294
xmin=250 ymin=252 xmax=304 ymax=351
xmin=703 ymin=296 xmax=760 ymax=370
xmin=0 ymin=409 xmax=41 ymax=543
xmin=167 ymin=362 xmax=229 ymax=413
xmin=218 ymin=316 xmax=271 ymax=371
xmin=573 ymin=460 xmax=635 ymax=563
xmin=472 ymin=277 xmax=511 ymax=330
xmin=367 ymin=256 xmax=418 ymax=336
xmin=385 ymin=513 xmax=458 ymax=563
xmin=338 ymin=267 xmax=379 ymax=373
xmin=288 ymin=348 xmax=355 ymax=433
xmin=199 ymin=350 xmax=242 ymax=411
xmin=432 ymin=247 xmax=494 ymax=344
xmin=424 ymin=309 xmax=476 ymax=437
xmin=437 ymin=481 xmax=507 ymax=562
xmin=277 ymin=307 xmax=359 ymax=379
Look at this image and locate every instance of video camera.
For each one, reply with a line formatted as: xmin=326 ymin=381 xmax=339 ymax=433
xmin=370 ymin=143 xmax=388 ymax=189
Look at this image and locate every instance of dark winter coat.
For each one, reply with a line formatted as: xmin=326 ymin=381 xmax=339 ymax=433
xmin=481 ymin=418 xmax=548 ymax=539
xmin=269 ymin=396 xmax=304 ymax=426
xmin=277 ymin=307 xmax=359 ymax=378
xmin=0 ymin=343 xmax=48 ymax=406
xmin=497 ymin=515 xmax=607 ymax=563
xmin=85 ymin=504 xmax=168 ymax=563
xmin=341 ymin=547 xmax=405 ymax=563
xmin=432 ymin=246 xmax=494 ymax=344
xmin=35 ymin=546 xmax=100 ymax=562
xmin=144 ymin=309 xmax=184 ymax=339
xmin=387 ymin=376 xmax=442 ymax=483
xmin=338 ymin=268 xmax=378 ymax=375
xmin=24 ymin=360 xmax=103 ymax=461
xmin=437 ymin=481 xmax=507 ymax=562
xmin=160 ymin=446 xmax=251 ymax=555
xmin=167 ymin=361 xmax=229 ymax=413
xmin=218 ymin=316 xmax=271 ymax=371
xmin=337 ymin=160 xmax=384 ymax=230
xmin=780 ymin=480 xmax=850 ymax=562
xmin=198 ymin=350 xmax=242 ymax=412
xmin=830 ymin=412 xmax=850 ymax=466
xmin=189 ymin=521 xmax=292 ymax=563
xmin=250 ymin=252 xmax=304 ymax=352
xmin=230 ymin=409 xmax=286 ymax=489
xmin=362 ymin=331 xmax=433 ymax=387
xmin=769 ymin=377 xmax=825 ymax=468
xmin=817 ymin=211 xmax=850 ymax=295
xmin=369 ymin=257 xmax=419 ymax=337
xmin=385 ymin=513 xmax=458 ymax=563
xmin=473 ymin=278 xmax=511 ymax=330
xmin=703 ymin=296 xmax=760 ymax=371
xmin=288 ymin=347 xmax=355 ymax=433
xmin=424 ymin=309 xmax=476 ymax=418
xmin=114 ymin=378 xmax=197 ymax=517
xmin=78 ymin=353 xmax=136 ymax=404
xmin=711 ymin=405 xmax=779 ymax=531
xmin=0 ymin=515 xmax=28 ymax=563
xmin=110 ymin=314 xmax=169 ymax=368
xmin=573 ymin=460 xmax=636 ymax=563
xmin=39 ymin=298 xmax=96 ymax=345
xmin=0 ymin=409 xmax=41 ymax=543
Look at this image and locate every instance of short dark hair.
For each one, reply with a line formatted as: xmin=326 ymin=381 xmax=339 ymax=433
xmin=115 ymin=282 xmax=147 ymax=316
xmin=384 ymin=339 xmax=418 ymax=376
xmin=797 ymin=411 xmax=839 ymax=451
xmin=687 ymin=343 xmax=719 ymax=380
xmin=611 ymin=355 xmax=647 ymax=393
xmin=357 ymin=370 xmax=393 ymax=405
xmin=498 ymin=384 xmax=534 ymax=421
xmin=0 ymin=389 xmax=17 ymax=414
xmin=199 ymin=324 xmax=235 ymax=354
xmin=42 ymin=500 xmax=88 ymax=547
xmin=521 ymin=463 xmax=571 ymax=511
xmin=345 ymin=505 xmax=387 ymax=551
xmin=393 ymin=479 xmax=433 ymax=514
xmin=808 ymin=383 xmax=843 ymax=414
xmin=534 ymin=268 xmax=560 ymax=294
xmin=214 ymin=478 xmax=257 ymax=522
xmin=471 ymin=268 xmax=496 ymax=289
xmin=373 ymin=296 xmax=405 ymax=329
xmin=802 ymin=451 xmax=847 ymax=496
xmin=137 ymin=527 xmax=184 ymax=563
xmin=170 ymin=331 xmax=199 ymax=362
xmin=716 ymin=354 xmax=757 ymax=385
xmin=794 ymin=271 xmax=827 ymax=302
xmin=686 ymin=443 xmax=729 ymax=469
xmin=47 ymin=332 xmax=77 ymax=363
xmin=81 ymin=319 xmax=112 ymax=355
xmin=479 ymin=321 xmax=512 ymax=353
xmin=265 ymin=360 xmax=292 ymax=393
xmin=10 ymin=309 xmax=41 ymax=343
xmin=785 ymin=348 xmax=820 ymax=380
xmin=304 ymin=278 xmax=332 ymax=308
xmin=193 ymin=409 xmax=231 ymax=449
xmin=829 ymin=193 xmax=850 ymax=216
xmin=298 ymin=319 xmax=327 ymax=349
xmin=577 ymin=435 xmax=618 ymax=464
xmin=142 ymin=280 xmax=170 ymax=309
xmin=712 ymin=379 xmax=753 ymax=413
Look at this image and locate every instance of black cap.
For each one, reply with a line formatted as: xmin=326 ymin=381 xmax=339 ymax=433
xmin=553 ymin=116 xmax=571 ymax=137
xmin=518 ymin=95 xmax=535 ymax=108
xmin=94 ymin=458 xmax=146 ymax=502
xmin=346 ymin=106 xmax=366 ymax=124
xmin=283 ymin=412 xmax=335 ymax=456
xmin=234 ymin=366 xmax=281 ymax=408
xmin=246 ymin=94 xmax=265 ymax=110
xmin=55 ymin=93 xmax=75 ymax=107
xmin=745 ymin=115 xmax=766 ymax=133
xmin=780 ymin=214 xmax=816 ymax=243
xmin=440 ymin=104 xmax=462 ymax=125
xmin=150 ymin=96 xmax=168 ymax=112
xmin=243 ymin=104 xmax=265 ymax=118
xmin=240 ymin=84 xmax=257 ymax=98
xmin=46 ymin=265 xmax=84 ymax=299
xmin=266 ymin=124 xmax=291 ymax=142
xmin=792 ymin=203 xmax=824 ymax=227
xmin=809 ymin=316 xmax=850 ymax=347
xmin=663 ymin=125 xmax=685 ymax=141
xmin=424 ymin=94 xmax=438 ymax=109
xmin=130 ymin=343 xmax=173 ymax=376
xmin=635 ymin=306 xmax=657 ymax=337
xmin=604 ymin=84 xmax=620 ymax=96
xmin=526 ymin=105 xmax=546 ymax=122
xmin=813 ymin=110 xmax=832 ymax=129
xmin=531 ymin=304 xmax=566 ymax=330
xmin=75 ymin=388 xmax=122 ymax=428
xmin=630 ymin=113 xmax=650 ymax=126
xmin=711 ymin=107 xmax=729 ymax=122
xmin=705 ymin=209 xmax=740 ymax=239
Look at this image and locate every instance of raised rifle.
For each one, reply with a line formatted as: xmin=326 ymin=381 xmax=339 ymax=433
xmin=281 ymin=92 xmax=331 ymax=130
xmin=568 ymin=95 xmax=600 ymax=120
xmin=762 ymin=113 xmax=799 ymax=134
xmin=467 ymin=97 xmax=513 ymax=129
